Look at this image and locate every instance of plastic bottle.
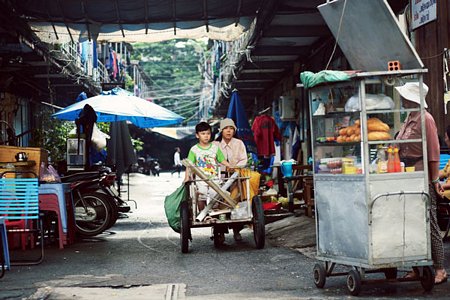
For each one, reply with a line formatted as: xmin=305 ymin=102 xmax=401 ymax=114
xmin=393 ymin=146 xmax=401 ymax=172
xmin=387 ymin=146 xmax=395 ymax=173
xmin=376 ymin=146 xmax=387 ymax=174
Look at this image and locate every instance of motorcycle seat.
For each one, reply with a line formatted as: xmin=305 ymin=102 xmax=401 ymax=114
xmin=60 ymin=171 xmax=100 ymax=183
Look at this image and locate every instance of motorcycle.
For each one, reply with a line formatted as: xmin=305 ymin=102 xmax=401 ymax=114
xmin=61 ymin=167 xmax=130 ymax=237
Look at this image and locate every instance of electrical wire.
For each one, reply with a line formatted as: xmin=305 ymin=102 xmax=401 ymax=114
xmin=325 ymin=0 xmax=347 ymax=70
xmin=420 ymin=49 xmax=446 ymax=60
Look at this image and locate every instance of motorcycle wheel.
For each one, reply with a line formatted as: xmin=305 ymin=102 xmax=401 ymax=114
xmin=98 ymin=191 xmax=119 ymax=230
xmin=74 ymin=192 xmax=113 ymax=237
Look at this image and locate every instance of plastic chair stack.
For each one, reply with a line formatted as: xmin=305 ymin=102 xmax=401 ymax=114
xmin=38 ymin=183 xmax=75 ymax=249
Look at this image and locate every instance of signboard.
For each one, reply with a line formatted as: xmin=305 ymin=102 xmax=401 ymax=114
xmin=411 ymin=0 xmax=437 ymax=30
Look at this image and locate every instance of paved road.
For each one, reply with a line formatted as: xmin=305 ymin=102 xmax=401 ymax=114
xmin=2 ymin=172 xmax=450 ymax=299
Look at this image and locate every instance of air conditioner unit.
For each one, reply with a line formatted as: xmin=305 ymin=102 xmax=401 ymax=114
xmin=279 ymin=96 xmax=297 ymax=121
xmin=67 ymin=138 xmax=86 ymax=171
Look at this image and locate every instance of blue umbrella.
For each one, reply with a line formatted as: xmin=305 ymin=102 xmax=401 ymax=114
xmin=52 ymin=87 xmax=183 ymax=128
xmin=226 ymin=91 xmax=257 ymax=154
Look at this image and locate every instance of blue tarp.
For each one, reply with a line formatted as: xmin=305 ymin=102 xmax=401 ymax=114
xmin=226 ymin=91 xmax=257 ymax=155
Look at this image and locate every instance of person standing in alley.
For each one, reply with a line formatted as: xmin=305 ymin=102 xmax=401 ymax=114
xmin=171 ymin=147 xmax=183 ymax=178
xmin=395 ymin=82 xmax=447 ymax=284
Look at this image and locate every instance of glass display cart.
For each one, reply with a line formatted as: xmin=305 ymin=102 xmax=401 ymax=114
xmin=308 ymin=70 xmax=435 ymax=295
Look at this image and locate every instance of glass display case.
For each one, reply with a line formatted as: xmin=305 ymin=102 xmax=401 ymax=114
xmin=310 ymin=72 xmax=427 ymax=178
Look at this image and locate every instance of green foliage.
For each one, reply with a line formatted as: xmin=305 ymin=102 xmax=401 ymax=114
xmin=97 ymin=122 xmax=110 ymax=134
xmin=132 ymin=138 xmax=144 ymax=152
xmin=131 ymin=39 xmax=207 ymax=120
xmin=124 ymin=73 xmax=134 ymax=92
xmin=31 ymin=107 xmax=75 ymax=162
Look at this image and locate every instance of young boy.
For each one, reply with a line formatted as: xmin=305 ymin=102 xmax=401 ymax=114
xmin=185 ymin=121 xmax=230 ymax=210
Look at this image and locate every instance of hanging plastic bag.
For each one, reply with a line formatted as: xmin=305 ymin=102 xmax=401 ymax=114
xmin=39 ymin=162 xmax=61 ymax=182
xmin=164 ymin=183 xmax=187 ymax=233
xmin=91 ymin=123 xmax=110 ymax=151
xmin=345 ymin=94 xmax=394 ymax=112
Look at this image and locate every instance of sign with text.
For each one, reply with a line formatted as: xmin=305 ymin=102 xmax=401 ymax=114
xmin=411 ymin=0 xmax=437 ymax=30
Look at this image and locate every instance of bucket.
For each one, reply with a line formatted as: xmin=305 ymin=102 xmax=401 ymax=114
xmin=280 ymin=161 xmax=294 ymax=177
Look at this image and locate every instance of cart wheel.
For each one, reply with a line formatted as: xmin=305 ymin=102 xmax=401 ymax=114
xmin=383 ymin=268 xmax=397 ymax=280
xmin=213 ymin=230 xmax=225 ymax=248
xmin=252 ymin=195 xmax=265 ymax=249
xmin=420 ymin=266 xmax=435 ymax=291
xmin=346 ymin=269 xmax=362 ymax=296
xmin=180 ymin=201 xmax=191 ymax=253
xmin=313 ymin=263 xmax=326 ymax=288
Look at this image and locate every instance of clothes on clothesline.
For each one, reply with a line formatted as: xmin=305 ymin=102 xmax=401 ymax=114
xmin=251 ymin=115 xmax=281 ymax=157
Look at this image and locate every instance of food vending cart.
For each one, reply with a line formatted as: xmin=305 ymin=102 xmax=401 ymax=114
xmin=305 ymin=0 xmax=437 ymax=295
xmin=306 ymin=70 xmax=434 ymax=295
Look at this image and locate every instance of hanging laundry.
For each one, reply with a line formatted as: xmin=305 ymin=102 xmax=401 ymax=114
xmin=93 ymin=41 xmax=98 ymax=69
xmin=112 ymin=51 xmax=118 ymax=80
xmin=251 ymin=114 xmax=281 ymax=157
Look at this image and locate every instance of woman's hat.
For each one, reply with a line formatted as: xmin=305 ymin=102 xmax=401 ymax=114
xmin=394 ymin=82 xmax=429 ymax=108
xmin=220 ymin=118 xmax=237 ymax=131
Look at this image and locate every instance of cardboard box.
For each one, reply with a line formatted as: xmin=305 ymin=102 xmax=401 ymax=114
xmin=0 ymin=146 xmax=48 ymax=178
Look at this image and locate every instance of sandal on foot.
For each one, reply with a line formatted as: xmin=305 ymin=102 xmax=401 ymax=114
xmin=435 ymin=270 xmax=448 ymax=285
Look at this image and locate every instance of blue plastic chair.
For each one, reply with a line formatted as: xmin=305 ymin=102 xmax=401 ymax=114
xmin=0 ymin=172 xmax=44 ymax=265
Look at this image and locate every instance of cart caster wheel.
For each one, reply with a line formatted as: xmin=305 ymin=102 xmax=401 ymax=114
xmin=180 ymin=201 xmax=191 ymax=253
xmin=383 ymin=268 xmax=397 ymax=280
xmin=347 ymin=269 xmax=362 ymax=296
xmin=313 ymin=263 xmax=326 ymax=288
xmin=252 ymin=195 xmax=265 ymax=249
xmin=420 ymin=266 xmax=435 ymax=291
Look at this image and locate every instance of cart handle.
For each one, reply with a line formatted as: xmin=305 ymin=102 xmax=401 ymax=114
xmin=368 ymin=191 xmax=430 ymax=225
xmin=370 ymin=191 xmax=430 ymax=210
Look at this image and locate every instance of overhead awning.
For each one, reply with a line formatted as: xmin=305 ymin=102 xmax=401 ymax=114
xmin=13 ymin=0 xmax=260 ymax=43
xmin=151 ymin=126 xmax=196 ymax=140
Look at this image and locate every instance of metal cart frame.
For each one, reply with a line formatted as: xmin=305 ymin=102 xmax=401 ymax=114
xmin=179 ymin=159 xmax=265 ymax=253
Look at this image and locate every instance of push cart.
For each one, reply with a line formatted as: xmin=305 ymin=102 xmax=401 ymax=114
xmin=305 ymin=69 xmax=435 ymax=295
xmin=304 ymin=0 xmax=438 ymax=295
xmin=179 ymin=159 xmax=265 ymax=253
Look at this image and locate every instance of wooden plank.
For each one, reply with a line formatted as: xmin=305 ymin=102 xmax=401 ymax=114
xmin=182 ymin=159 xmax=237 ymax=207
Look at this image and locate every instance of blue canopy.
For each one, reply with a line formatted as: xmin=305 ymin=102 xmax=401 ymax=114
xmin=226 ymin=91 xmax=257 ymax=154
xmin=52 ymin=88 xmax=184 ymax=128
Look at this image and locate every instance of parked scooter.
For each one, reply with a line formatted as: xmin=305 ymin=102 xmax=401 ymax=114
xmin=61 ymin=167 xmax=129 ymax=237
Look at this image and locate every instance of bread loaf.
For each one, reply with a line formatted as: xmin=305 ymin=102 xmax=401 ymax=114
xmin=367 ymin=117 xmax=383 ymax=124
xmin=346 ymin=126 xmax=355 ymax=136
xmin=367 ymin=122 xmax=390 ymax=132
xmin=368 ymin=131 xmax=391 ymax=141
xmin=365 ymin=117 xmax=390 ymax=132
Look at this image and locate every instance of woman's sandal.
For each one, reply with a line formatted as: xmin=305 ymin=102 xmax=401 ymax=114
xmin=435 ymin=270 xmax=448 ymax=285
